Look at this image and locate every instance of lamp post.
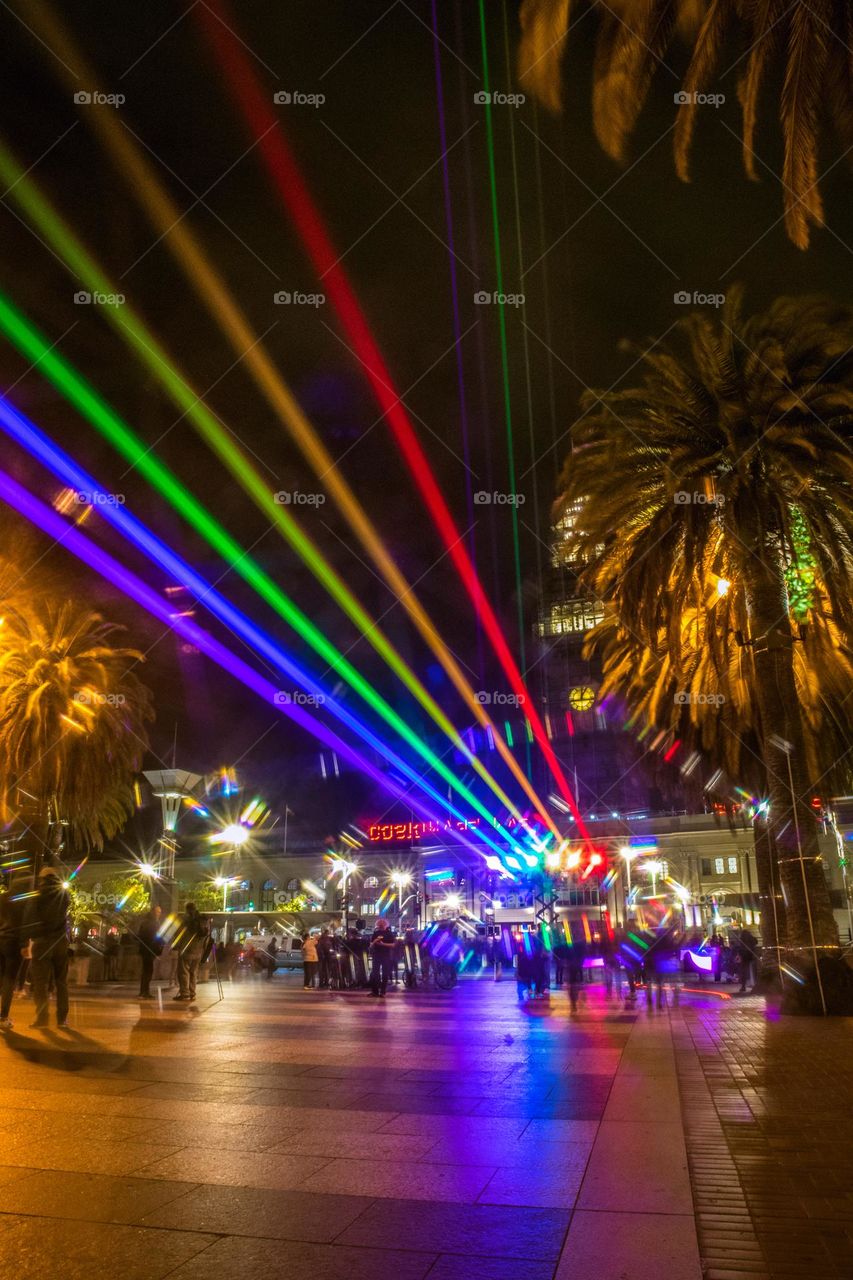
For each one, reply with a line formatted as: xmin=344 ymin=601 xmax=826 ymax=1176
xmin=643 ymin=859 xmax=664 ymax=898
xmin=142 ymin=769 xmax=202 ymax=912
xmin=390 ymin=870 xmax=412 ymax=919
xmin=619 ymin=847 xmax=638 ymax=920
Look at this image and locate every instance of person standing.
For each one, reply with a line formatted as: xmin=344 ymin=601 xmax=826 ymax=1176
xmin=736 ymin=924 xmax=759 ymax=993
xmin=263 ymin=934 xmax=279 ymax=981
xmin=173 ymin=902 xmax=208 ymax=1002
xmin=103 ymin=933 xmax=120 ymax=981
xmin=24 ymin=867 xmax=71 ymax=1029
xmin=316 ymin=928 xmax=334 ymax=988
xmin=709 ymin=930 xmax=724 ymax=983
xmin=0 ymin=889 xmax=24 ymax=1029
xmin=302 ymin=931 xmax=319 ymax=988
xmin=137 ymin=905 xmax=163 ymax=999
xmin=368 ymin=918 xmax=397 ymax=997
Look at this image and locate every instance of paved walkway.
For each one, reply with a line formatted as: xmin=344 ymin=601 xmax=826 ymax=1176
xmin=0 ymin=974 xmax=851 ymax=1279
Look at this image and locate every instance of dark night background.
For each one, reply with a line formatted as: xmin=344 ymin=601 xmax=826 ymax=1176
xmin=0 ymin=0 xmax=849 ymax=839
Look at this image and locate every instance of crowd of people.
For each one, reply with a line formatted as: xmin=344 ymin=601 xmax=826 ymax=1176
xmin=509 ymin=921 xmax=761 ymax=1010
xmin=241 ymin=916 xmax=461 ymax=996
xmin=0 ymin=869 xmax=762 ymax=1028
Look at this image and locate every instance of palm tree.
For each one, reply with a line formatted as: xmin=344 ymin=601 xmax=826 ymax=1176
xmin=0 ymin=599 xmax=154 ymax=865
xmin=555 ymin=289 xmax=853 ymax=1005
xmin=518 ymin=0 xmax=853 ymax=247
xmin=590 ymin=595 xmax=852 ymax=963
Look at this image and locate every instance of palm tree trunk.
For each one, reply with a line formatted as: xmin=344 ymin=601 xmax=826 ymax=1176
xmin=752 ymin=810 xmax=783 ymax=988
xmin=742 ymin=550 xmax=839 ymax=961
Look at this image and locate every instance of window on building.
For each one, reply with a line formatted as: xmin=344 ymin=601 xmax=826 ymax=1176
xmin=714 ymin=858 xmax=725 ymax=875
xmin=364 ymin=875 xmax=379 ymax=889
xmin=727 ymin=856 xmax=738 ymax=875
xmin=260 ymin=879 xmax=276 ymax=911
xmin=700 ymin=858 xmax=712 ymax=876
xmin=537 ymin=598 xmax=605 ymax=638
xmin=286 ymin=878 xmax=299 ymax=895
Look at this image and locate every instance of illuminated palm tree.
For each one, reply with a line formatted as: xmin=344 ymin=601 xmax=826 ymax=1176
xmin=518 ymin=0 xmax=853 ymax=247
xmin=0 ymin=599 xmax=154 ymax=863
xmin=556 ymin=289 xmax=853 ymax=1003
xmin=591 ymin=599 xmax=852 ymax=963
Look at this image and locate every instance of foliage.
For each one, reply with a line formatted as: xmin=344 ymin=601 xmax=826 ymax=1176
xmin=275 ymin=893 xmax=308 ymax=914
xmin=0 ymin=596 xmax=154 ymax=851
xmin=518 ymin=0 xmax=853 ymax=247
xmin=176 ymin=878 xmax=224 ymax=913
xmin=555 ymin=289 xmax=853 ymax=952
xmin=67 ymin=872 xmax=150 ymax=930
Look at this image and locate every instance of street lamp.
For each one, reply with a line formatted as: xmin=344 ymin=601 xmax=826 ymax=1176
xmin=214 ymin=875 xmax=235 ymax=912
xmin=642 ymin=859 xmax=664 ymax=897
xmin=331 ymin=858 xmax=358 ymax=931
xmin=215 ymin=823 xmax=250 ymax=847
xmin=619 ymin=846 xmax=639 ymax=901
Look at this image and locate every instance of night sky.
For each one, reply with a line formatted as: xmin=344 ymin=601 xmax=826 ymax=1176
xmin=1 ymin=0 xmax=850 ymax=826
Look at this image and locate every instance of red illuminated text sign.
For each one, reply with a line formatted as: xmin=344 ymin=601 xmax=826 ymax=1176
xmin=368 ymin=818 xmax=481 ymax=843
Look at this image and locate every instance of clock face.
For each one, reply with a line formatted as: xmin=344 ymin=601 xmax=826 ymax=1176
xmin=568 ymin=686 xmax=595 ymax=712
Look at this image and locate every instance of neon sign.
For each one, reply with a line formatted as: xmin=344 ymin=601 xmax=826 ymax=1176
xmin=367 ymin=818 xmax=481 ymax=843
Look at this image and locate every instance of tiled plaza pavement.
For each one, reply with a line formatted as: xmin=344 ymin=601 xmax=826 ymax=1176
xmin=0 ymin=974 xmax=851 ymax=1280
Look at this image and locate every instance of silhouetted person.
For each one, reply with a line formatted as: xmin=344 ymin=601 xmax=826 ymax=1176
xmin=24 ymin=868 xmax=70 ymax=1029
xmin=173 ymin=902 xmax=208 ymax=1002
xmin=369 ymin=918 xmax=397 ymax=997
xmin=0 ymin=890 xmax=24 ymax=1029
xmin=736 ymin=926 xmax=759 ymax=993
xmin=137 ymin=905 xmax=163 ymax=998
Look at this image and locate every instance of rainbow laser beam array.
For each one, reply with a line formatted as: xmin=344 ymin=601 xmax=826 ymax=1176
xmin=0 ymin=297 xmax=541 ymax=860
xmin=0 ymin=139 xmax=554 ymax=848
xmin=191 ymin=0 xmax=592 ymax=833
xmin=0 ymin=391 xmax=535 ymax=868
xmin=0 ymin=468 xmax=519 ymax=868
xmin=0 ymin=15 xmax=562 ymax=847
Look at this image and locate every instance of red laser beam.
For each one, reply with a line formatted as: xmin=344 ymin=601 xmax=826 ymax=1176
xmin=196 ymin=1 xmax=593 ymax=841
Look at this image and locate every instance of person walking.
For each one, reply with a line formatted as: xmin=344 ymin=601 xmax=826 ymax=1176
xmin=302 ymin=931 xmax=319 ymax=988
xmin=515 ymin=932 xmax=536 ymax=1001
xmin=137 ymin=905 xmax=163 ymax=999
xmin=566 ymin=937 xmax=586 ymax=1012
xmin=0 ymin=889 xmax=24 ymax=1029
xmin=24 ymin=867 xmax=71 ymax=1029
xmin=368 ymin=917 xmax=397 ymax=997
xmin=601 ymin=929 xmax=621 ymax=998
xmin=173 ymin=902 xmax=208 ymax=1002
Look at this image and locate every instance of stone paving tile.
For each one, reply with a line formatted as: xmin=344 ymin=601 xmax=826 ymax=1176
xmin=300 ymin=1156 xmax=495 ymax=1202
xmin=477 ymin=1163 xmax=585 ymax=1208
xmin=425 ymin=1255 xmax=555 ymax=1280
xmin=0 ymin=1169 xmax=196 ymax=1224
xmin=0 ymin=1136 xmax=184 ymax=1176
xmin=578 ymin=1120 xmax=694 ymax=1214
xmin=136 ymin=1147 xmax=331 ymax=1188
xmin=166 ymin=1239 xmax=437 ymax=1280
xmin=0 ymin=1218 xmax=217 ymax=1280
xmin=337 ymin=1198 xmax=571 ymax=1259
xmin=137 ymin=1185 xmax=374 ymax=1241
xmin=555 ymin=1209 xmax=702 ymax=1280
xmin=420 ymin=1135 xmax=593 ymax=1169
xmin=378 ymin=1114 xmax=530 ymax=1141
xmin=268 ymin=1131 xmax=437 ymax=1160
